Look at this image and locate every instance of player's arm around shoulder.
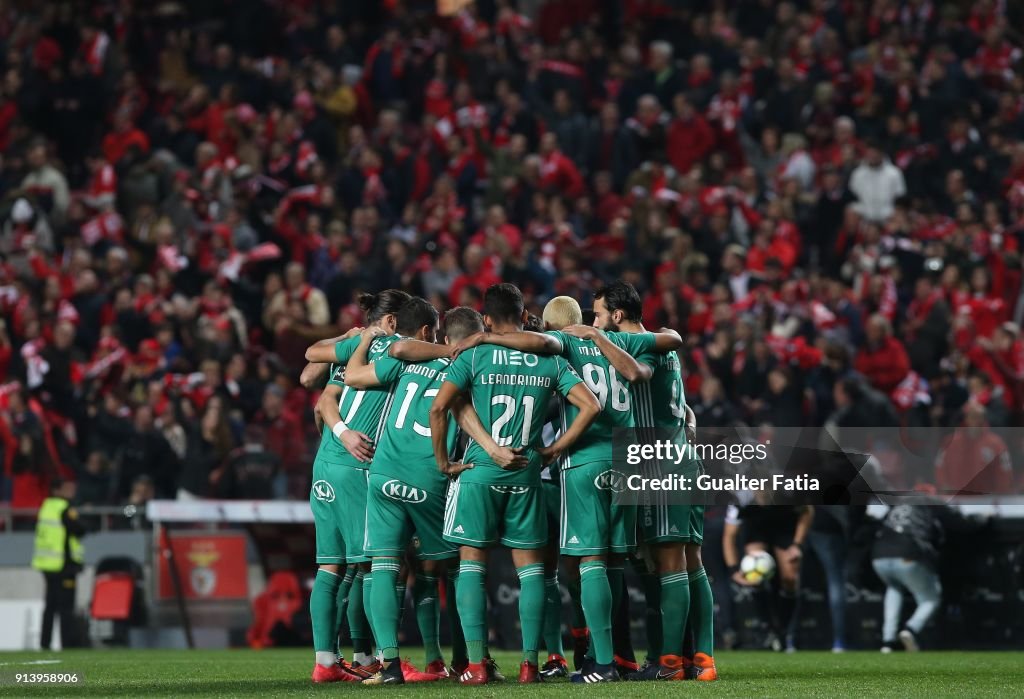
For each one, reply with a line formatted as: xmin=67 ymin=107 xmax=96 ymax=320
xmin=650 ymin=327 xmax=684 ymax=352
xmin=562 ymin=324 xmax=654 ymax=383
xmin=450 ymin=329 xmax=563 ymax=359
xmin=299 ymin=362 xmax=329 ymax=389
xmin=389 ymin=337 xmax=452 ymax=361
xmin=304 ymin=326 xmax=364 ymax=363
xmin=344 ymin=327 xmax=389 ymax=387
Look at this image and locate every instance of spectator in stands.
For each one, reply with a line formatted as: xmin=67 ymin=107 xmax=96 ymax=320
xmin=76 ymin=451 xmax=112 ymax=507
xmin=178 ymin=395 xmax=236 ymax=500
xmin=848 ymin=142 xmax=907 ymax=223
xmin=935 ymin=401 xmax=1015 ymax=494
xmin=123 ymin=474 xmax=155 ymax=530
xmin=114 ymin=405 xmax=178 ymax=501
xmin=855 ymin=315 xmax=911 ymax=395
xmin=213 ymin=426 xmax=280 ymax=500
xmin=21 ymin=139 xmax=70 ymax=226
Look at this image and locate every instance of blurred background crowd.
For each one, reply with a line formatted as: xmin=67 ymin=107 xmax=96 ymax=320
xmin=2 ymin=0 xmax=1024 ymax=510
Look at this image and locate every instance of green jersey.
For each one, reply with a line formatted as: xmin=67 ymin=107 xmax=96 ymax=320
xmin=444 ymin=344 xmax=583 ymax=485
xmin=632 ymin=342 xmax=689 ymax=469
xmin=369 ymin=355 xmax=458 ymax=495
xmin=314 ymin=363 xmax=350 ymax=463
xmin=316 ymin=334 xmax=401 ymax=469
xmin=545 ymin=330 xmax=657 ymax=469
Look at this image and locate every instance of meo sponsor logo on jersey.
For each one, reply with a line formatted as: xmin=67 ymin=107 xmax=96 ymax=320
xmin=382 ymin=479 xmax=428 ymax=503
xmin=490 ymin=485 xmax=531 ymax=495
xmin=312 ymin=480 xmax=336 ymax=502
xmin=593 ymin=469 xmax=627 ymax=493
xmin=490 ymin=348 xmax=539 ymax=367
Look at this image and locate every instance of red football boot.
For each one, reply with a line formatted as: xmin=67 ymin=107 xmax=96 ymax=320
xmin=424 ymin=660 xmax=450 ymax=678
xmin=400 ymin=659 xmax=441 ymax=682
xmin=457 ymin=661 xmax=488 ymax=685
xmin=311 ymin=663 xmax=360 ymax=683
xmin=518 ymin=660 xmax=541 ymax=683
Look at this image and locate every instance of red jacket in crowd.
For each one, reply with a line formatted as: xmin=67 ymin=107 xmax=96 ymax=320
xmin=854 ymin=336 xmax=911 ymax=394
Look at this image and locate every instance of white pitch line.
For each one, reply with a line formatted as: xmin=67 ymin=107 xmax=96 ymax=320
xmin=0 ymin=659 xmax=63 ymax=666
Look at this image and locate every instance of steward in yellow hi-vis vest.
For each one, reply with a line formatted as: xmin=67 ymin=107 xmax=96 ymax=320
xmin=32 ymin=480 xmax=86 ymax=650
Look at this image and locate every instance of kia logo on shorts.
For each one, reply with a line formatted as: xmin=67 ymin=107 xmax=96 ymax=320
xmin=382 ymin=479 xmax=428 ymax=503
xmin=489 ymin=485 xmax=530 ymax=495
xmin=593 ymin=469 xmax=626 ymax=493
xmin=312 ymin=480 xmax=335 ymax=502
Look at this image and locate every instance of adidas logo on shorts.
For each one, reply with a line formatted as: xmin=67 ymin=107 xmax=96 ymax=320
xmin=568 ymin=535 xmax=580 ymax=544
xmin=454 ymin=525 xmax=465 ymax=534
xmin=670 ymin=524 xmax=679 ymax=533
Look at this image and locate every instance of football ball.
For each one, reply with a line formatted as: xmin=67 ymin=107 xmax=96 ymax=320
xmin=740 ymin=551 xmax=776 ymax=584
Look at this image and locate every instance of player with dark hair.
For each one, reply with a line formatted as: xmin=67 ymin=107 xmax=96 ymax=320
xmin=429 ymin=283 xmax=602 ymax=684
xmin=590 ymin=280 xmax=716 ymax=681
xmin=304 ymin=289 xmax=419 ymax=680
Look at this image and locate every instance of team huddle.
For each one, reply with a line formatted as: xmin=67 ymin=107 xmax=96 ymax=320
xmin=302 ymin=281 xmax=717 ymax=685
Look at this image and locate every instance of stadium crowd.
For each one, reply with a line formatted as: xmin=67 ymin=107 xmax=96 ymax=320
xmin=2 ymin=0 xmax=1024 ymax=510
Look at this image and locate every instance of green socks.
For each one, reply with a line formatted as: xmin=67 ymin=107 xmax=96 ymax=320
xmin=543 ymin=574 xmax=565 ymax=657
xmin=311 ymin=569 xmax=341 ymax=663
xmin=689 ymin=567 xmax=714 ymax=656
xmin=369 ymin=558 xmax=401 ymax=659
xmin=579 ymin=561 xmax=614 ymax=665
xmin=517 ymin=563 xmax=545 ymax=665
xmin=446 ymin=572 xmax=468 ymax=665
xmin=456 ymin=561 xmax=487 ymax=663
xmin=347 ymin=570 xmax=372 ymax=656
xmin=660 ymin=571 xmax=690 ymax=657
xmin=362 ymin=569 xmax=376 ymax=655
xmin=414 ymin=573 xmax=442 ymax=665
xmin=335 ymin=567 xmax=355 ymax=655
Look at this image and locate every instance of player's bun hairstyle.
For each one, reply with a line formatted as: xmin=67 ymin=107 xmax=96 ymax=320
xmin=594 ymin=281 xmax=643 ymax=322
xmin=524 ymin=313 xmax=544 ymax=332
xmin=358 ymin=289 xmax=412 ymax=324
xmin=395 ymin=297 xmax=439 ymax=337
xmin=443 ymin=306 xmax=485 ymax=342
xmin=483 ymin=283 xmax=524 ymax=324
xmin=542 ymin=296 xmax=582 ymax=330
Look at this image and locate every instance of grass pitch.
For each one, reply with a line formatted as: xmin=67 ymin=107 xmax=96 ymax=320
xmin=1 ymin=648 xmax=1022 ymax=697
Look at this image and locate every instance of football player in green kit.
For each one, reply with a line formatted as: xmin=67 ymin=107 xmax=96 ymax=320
xmin=429 ymin=284 xmax=602 ymax=685
xmin=587 ymin=281 xmax=717 ymax=682
xmin=304 ymin=289 xmax=411 ymax=681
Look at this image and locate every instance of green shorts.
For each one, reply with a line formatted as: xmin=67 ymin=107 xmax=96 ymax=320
xmin=364 ymin=472 xmax=458 ymax=560
xmin=310 ymin=458 xmax=369 ymax=564
xmin=560 ymin=461 xmax=636 ymax=556
xmin=639 ymin=501 xmax=705 ymax=545
xmin=443 ymin=480 xmax=547 ymax=549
